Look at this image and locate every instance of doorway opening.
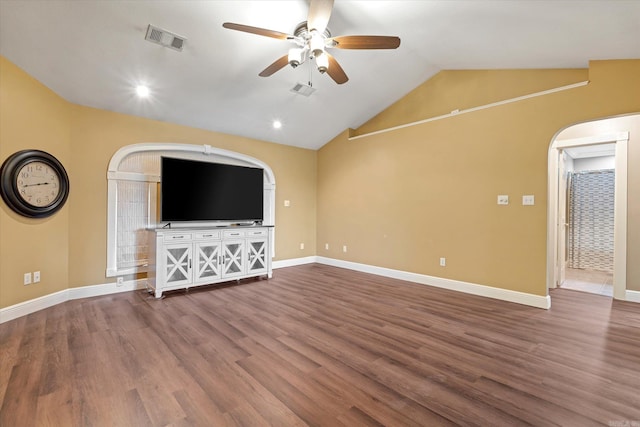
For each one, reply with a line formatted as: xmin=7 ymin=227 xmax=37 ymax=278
xmin=560 ymin=145 xmax=615 ymax=296
xmin=547 ymin=125 xmax=628 ymax=301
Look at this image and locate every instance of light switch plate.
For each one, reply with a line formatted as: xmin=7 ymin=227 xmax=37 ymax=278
xmin=523 ymin=195 xmax=535 ymax=206
xmin=497 ymin=195 xmax=509 ymax=205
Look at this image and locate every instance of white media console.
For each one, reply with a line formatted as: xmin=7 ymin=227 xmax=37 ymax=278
xmin=147 ymin=226 xmax=272 ymax=298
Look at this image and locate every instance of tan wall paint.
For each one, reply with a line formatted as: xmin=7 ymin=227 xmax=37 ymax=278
xmin=318 ymin=60 xmax=640 ymax=297
xmin=1 ymin=56 xmax=316 ymax=307
xmin=0 ymin=57 xmax=71 ymax=307
xmin=68 ymin=106 xmax=316 ymax=288
xmin=556 ymin=114 xmax=640 ymax=291
xmin=2 ymin=55 xmax=638 ymax=309
xmin=354 ymin=69 xmax=589 ymax=137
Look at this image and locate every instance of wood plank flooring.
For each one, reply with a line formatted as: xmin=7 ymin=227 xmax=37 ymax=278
xmin=1 ymin=263 xmax=640 ymax=426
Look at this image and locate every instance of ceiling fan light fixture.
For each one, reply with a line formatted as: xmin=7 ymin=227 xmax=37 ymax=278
xmin=288 ymin=48 xmax=303 ymax=68
xmin=315 ymin=52 xmax=329 ymax=74
xmin=309 ymin=30 xmax=325 ymax=58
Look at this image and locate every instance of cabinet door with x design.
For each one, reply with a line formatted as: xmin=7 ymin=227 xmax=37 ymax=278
xmin=247 ymin=237 xmax=268 ymax=275
xmin=163 ymin=243 xmax=193 ymax=287
xmin=194 ymin=241 xmax=222 ymax=284
xmin=222 ymin=239 xmax=245 ymax=279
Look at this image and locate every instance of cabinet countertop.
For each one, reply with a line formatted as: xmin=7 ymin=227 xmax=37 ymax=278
xmin=149 ymin=224 xmax=274 ymax=232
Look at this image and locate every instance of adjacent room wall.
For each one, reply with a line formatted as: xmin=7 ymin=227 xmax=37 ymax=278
xmin=572 ymin=156 xmax=615 ymax=172
xmin=318 ymin=60 xmax=640 ymax=297
xmin=0 ymin=56 xmax=317 ymax=308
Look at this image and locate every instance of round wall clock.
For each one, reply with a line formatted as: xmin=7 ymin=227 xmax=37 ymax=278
xmin=0 ymin=150 xmax=70 ymax=218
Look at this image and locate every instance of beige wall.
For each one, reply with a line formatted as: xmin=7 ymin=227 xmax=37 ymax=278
xmin=0 ymin=56 xmax=317 ymax=307
xmin=354 ymin=69 xmax=589 ymax=137
xmin=2 ymin=55 xmax=639 ymax=310
xmin=556 ymin=114 xmax=640 ymax=291
xmin=68 ymin=106 xmax=317 ymax=288
xmin=318 ymin=60 xmax=640 ymax=296
xmin=0 ymin=57 xmax=71 ymax=307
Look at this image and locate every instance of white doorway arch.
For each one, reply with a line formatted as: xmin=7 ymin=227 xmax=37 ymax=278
xmin=547 ymin=131 xmax=628 ymax=300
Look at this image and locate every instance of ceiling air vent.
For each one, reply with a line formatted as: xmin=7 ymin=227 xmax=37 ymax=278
xmin=144 ymin=24 xmax=186 ymax=52
xmin=290 ymin=82 xmax=316 ymax=97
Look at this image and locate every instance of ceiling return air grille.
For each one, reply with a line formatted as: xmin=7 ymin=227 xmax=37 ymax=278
xmin=290 ymin=82 xmax=316 ymax=97
xmin=144 ymin=25 xmax=186 ymax=51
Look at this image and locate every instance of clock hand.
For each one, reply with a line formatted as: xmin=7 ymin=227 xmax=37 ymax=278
xmin=22 ymin=182 xmax=51 ymax=187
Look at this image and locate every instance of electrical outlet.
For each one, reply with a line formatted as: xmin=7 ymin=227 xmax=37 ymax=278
xmin=497 ymin=195 xmax=509 ymax=205
xmin=33 ymin=271 xmax=41 ymax=283
xmin=24 ymin=272 xmax=32 ymax=285
xmin=342 ymin=245 xmax=347 ymax=253
xmin=116 ymin=277 xmax=124 ymax=287
xmin=440 ymin=257 xmax=446 ymax=267
xmin=325 ymin=243 xmax=329 ymax=250
xmin=522 ymin=195 xmax=535 ymax=206
xmin=284 ymin=200 xmax=290 ymax=207
xmin=300 ymin=242 xmax=304 ymax=250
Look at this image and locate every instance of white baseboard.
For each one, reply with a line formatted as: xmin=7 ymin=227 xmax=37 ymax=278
xmin=316 ymin=257 xmax=552 ymax=309
xmin=0 ymin=289 xmax=69 ymax=324
xmin=1 ymin=258 xmax=318 ymax=323
xmin=10 ymin=258 xmax=639 ymax=323
xmin=0 ymin=279 xmax=147 ymax=324
xmin=626 ymin=289 xmax=640 ymax=303
xmin=272 ymin=256 xmax=317 ymax=269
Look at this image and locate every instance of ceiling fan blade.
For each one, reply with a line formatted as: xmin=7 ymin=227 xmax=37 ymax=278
xmin=259 ymin=55 xmax=290 ymax=77
xmin=307 ymin=0 xmax=334 ymax=33
xmin=330 ymin=35 xmax=401 ymax=49
xmin=222 ymin=22 xmax=290 ymax=40
xmin=326 ymin=53 xmax=348 ymax=84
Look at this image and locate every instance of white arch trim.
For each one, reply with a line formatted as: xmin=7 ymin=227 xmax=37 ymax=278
xmin=106 ymin=143 xmax=276 ymax=277
xmin=107 ymin=143 xmax=276 ymax=185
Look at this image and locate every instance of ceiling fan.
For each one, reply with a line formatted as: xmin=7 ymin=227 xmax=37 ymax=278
xmin=222 ymin=0 xmax=400 ymax=84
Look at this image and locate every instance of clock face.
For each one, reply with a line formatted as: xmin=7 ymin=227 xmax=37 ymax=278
xmin=0 ymin=150 xmax=69 ymax=218
xmin=15 ymin=161 xmax=61 ymax=207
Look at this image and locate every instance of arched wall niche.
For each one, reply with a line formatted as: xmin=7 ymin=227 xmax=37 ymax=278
xmin=106 ymin=143 xmax=276 ymax=277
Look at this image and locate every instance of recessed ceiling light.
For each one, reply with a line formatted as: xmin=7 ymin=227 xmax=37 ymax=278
xmin=136 ymin=85 xmax=150 ymax=97
xmin=273 ymin=120 xmax=282 ymax=129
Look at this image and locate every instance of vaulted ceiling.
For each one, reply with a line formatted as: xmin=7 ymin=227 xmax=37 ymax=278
xmin=1 ymin=1 xmax=639 ymax=149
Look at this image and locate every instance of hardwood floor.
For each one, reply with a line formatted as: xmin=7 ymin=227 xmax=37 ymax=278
xmin=1 ymin=263 xmax=639 ymax=426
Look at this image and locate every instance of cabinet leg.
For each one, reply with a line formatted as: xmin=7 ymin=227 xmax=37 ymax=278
xmin=155 ymin=289 xmax=163 ymax=299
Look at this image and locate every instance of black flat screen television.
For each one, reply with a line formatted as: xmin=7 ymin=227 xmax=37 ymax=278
xmin=161 ymin=157 xmax=264 ymax=222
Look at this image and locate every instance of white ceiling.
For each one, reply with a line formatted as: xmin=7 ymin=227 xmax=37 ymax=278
xmin=1 ymin=1 xmax=639 ymax=150
xmin=565 ymin=143 xmax=616 ymax=159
